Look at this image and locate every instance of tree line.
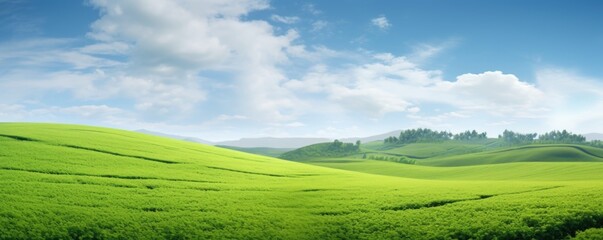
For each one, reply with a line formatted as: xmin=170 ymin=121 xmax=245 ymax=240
xmin=384 ymin=128 xmax=487 ymax=144
xmin=328 ymin=139 xmax=361 ymax=152
xmin=499 ymin=129 xmax=586 ymax=144
xmin=383 ymin=128 xmax=589 ymax=145
xmin=363 ymin=154 xmax=416 ymax=164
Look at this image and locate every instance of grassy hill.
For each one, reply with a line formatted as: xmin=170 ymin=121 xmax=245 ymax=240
xmin=1 ymin=123 xmax=603 ymax=239
xmin=290 ymin=140 xmax=603 ymax=180
xmin=420 ymin=144 xmax=603 ymax=166
xmin=288 ymin=139 xmax=603 ymax=165
xmin=308 ymin=158 xmax=603 ymax=181
xmin=372 ymin=139 xmax=502 ymax=158
xmin=280 ymin=140 xmax=360 ymax=160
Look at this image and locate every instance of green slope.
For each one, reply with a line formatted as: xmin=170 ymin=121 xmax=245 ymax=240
xmin=288 ymin=139 xmax=504 ymax=161
xmin=1 ymin=123 xmax=603 ymax=239
xmin=377 ymin=140 xmax=502 ymax=158
xmin=420 ymin=144 xmax=603 ymax=166
xmin=309 ymin=158 xmax=603 ymax=181
xmin=280 ymin=141 xmax=359 ymax=160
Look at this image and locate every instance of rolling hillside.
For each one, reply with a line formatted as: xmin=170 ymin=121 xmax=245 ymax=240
xmin=373 ymin=139 xmax=502 ymax=158
xmin=420 ymin=144 xmax=603 ymax=166
xmin=1 ymin=123 xmax=603 ymax=239
xmin=285 ymin=139 xmax=603 ymax=165
xmin=280 ymin=140 xmax=360 ymax=160
xmin=308 ymin=158 xmax=603 ymax=181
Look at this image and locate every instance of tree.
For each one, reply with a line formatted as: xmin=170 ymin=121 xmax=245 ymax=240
xmin=500 ymin=130 xmax=536 ymax=144
xmin=538 ymin=130 xmax=585 ymax=144
xmin=452 ymin=130 xmax=487 ymax=141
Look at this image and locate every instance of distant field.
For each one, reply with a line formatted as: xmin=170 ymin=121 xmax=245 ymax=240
xmin=419 ymin=144 xmax=603 ymax=166
xmin=378 ymin=140 xmax=501 ymax=158
xmin=309 ymin=158 xmax=603 ymax=181
xmin=1 ymin=123 xmax=602 ymax=239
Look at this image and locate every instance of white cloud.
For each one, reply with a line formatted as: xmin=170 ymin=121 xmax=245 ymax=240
xmin=85 ymin=0 xmax=302 ymax=121
xmin=269 ymin=121 xmax=306 ymax=128
xmin=487 ymin=120 xmax=514 ymax=126
xmin=0 ymin=103 xmax=132 ymax=125
xmin=535 ymin=68 xmax=603 ymax=133
xmin=0 ymin=69 xmax=105 ymax=100
xmin=412 ymin=44 xmax=443 ymax=61
xmin=285 ymin=51 xmax=554 ymax=123
xmin=2 ymin=0 xmax=306 ymax=126
xmin=409 ymin=40 xmax=458 ymax=63
xmin=58 ymin=105 xmax=126 ymax=119
xmin=87 ymin=0 xmax=285 ymax=74
xmin=79 ymin=42 xmax=130 ymax=55
xmin=314 ymin=125 xmax=362 ymax=139
xmin=407 ymin=111 xmax=470 ymax=129
xmin=216 ymin=114 xmax=248 ymax=121
xmin=329 ymin=86 xmax=412 ymax=115
xmin=285 ymin=122 xmax=305 ymax=127
xmin=0 ymin=104 xmax=27 ymax=121
xmin=439 ymin=71 xmax=546 ymax=116
xmin=285 ymin=54 xmax=441 ymax=116
xmin=113 ymin=75 xmax=206 ymax=115
xmin=371 ymin=15 xmax=391 ymax=30
xmin=270 ymin=14 xmax=299 ymax=24
xmin=0 ymin=38 xmax=120 ymax=70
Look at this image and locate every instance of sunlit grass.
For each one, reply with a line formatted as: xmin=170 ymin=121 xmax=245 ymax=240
xmin=1 ymin=123 xmax=602 ymax=239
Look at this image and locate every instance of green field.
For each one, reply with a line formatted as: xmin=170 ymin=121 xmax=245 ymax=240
xmin=1 ymin=123 xmax=603 ymax=239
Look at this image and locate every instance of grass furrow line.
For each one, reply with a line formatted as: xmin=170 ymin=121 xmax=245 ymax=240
xmin=382 ymin=186 xmax=563 ymax=211
xmin=0 ymin=134 xmax=38 ymax=141
xmin=0 ymin=166 xmax=217 ymax=183
xmin=58 ymin=144 xmax=181 ymax=164
xmin=205 ymin=166 xmax=293 ymax=177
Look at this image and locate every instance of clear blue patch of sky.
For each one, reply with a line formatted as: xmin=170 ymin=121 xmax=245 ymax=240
xmin=0 ymin=0 xmax=98 ymax=40
xmin=260 ymin=0 xmax=603 ymax=82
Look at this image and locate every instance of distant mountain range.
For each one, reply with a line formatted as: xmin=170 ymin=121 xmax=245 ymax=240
xmin=136 ymin=129 xmax=330 ymax=148
xmin=216 ymin=137 xmax=330 ymax=149
xmin=584 ymin=133 xmax=603 ymax=141
xmin=135 ymin=129 xmax=214 ymax=145
xmin=340 ymin=130 xmax=401 ymax=143
xmin=135 ymin=129 xmax=403 ymax=149
xmin=137 ymin=129 xmax=603 ymax=149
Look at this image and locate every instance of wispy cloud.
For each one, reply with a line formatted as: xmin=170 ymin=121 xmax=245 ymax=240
xmin=270 ymin=14 xmax=299 ymax=24
xmin=216 ymin=114 xmax=248 ymax=121
xmin=371 ymin=15 xmax=391 ymax=30
xmin=311 ymin=20 xmax=328 ymax=32
xmin=303 ymin=3 xmax=321 ymax=15
xmin=409 ymin=39 xmax=459 ymax=63
xmin=0 ymin=0 xmax=42 ymax=35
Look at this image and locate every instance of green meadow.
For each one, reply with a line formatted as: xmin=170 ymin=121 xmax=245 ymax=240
xmin=1 ymin=123 xmax=603 ymax=239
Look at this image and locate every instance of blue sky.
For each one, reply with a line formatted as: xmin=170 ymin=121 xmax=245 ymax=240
xmin=1 ymin=0 xmax=603 ymax=141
